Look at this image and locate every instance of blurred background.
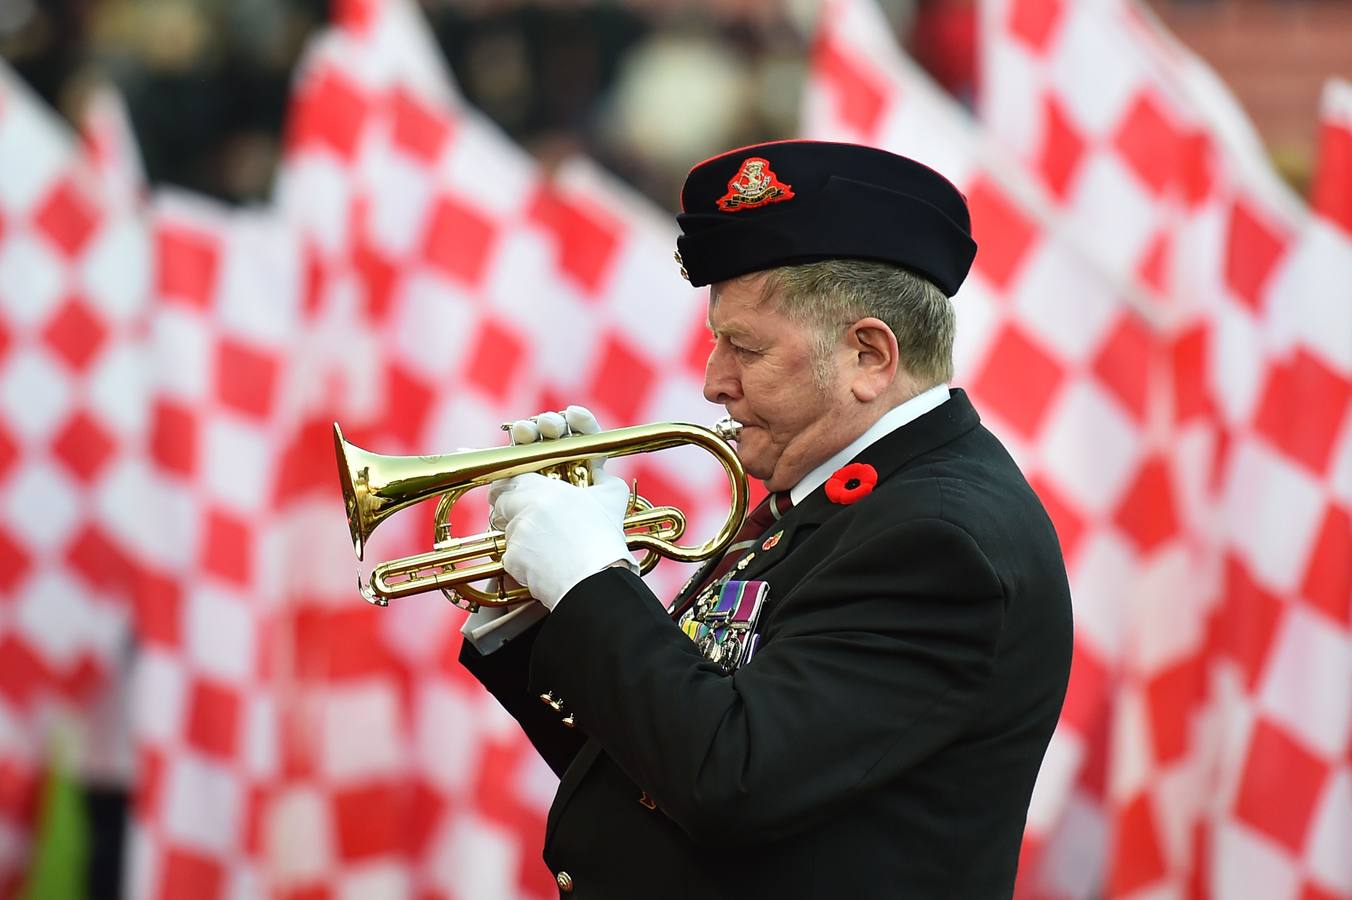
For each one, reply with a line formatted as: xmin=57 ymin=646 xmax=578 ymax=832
xmin=6 ymin=0 xmax=1349 ymax=208
xmin=2 ymin=1 xmax=1351 ymax=899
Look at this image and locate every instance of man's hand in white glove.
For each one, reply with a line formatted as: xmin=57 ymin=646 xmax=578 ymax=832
xmin=489 ymin=406 xmax=637 ymax=609
xmin=462 ymin=406 xmax=614 ymax=650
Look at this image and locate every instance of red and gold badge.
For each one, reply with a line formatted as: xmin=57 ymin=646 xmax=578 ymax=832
xmin=716 ymin=157 xmax=795 ymax=212
xmin=825 ymin=463 xmax=877 ymax=505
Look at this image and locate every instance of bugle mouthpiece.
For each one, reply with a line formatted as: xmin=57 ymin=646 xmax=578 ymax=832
xmin=712 ymin=417 xmax=743 ymax=442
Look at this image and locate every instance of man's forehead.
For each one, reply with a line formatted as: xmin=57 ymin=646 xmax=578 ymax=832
xmin=706 ymin=281 xmax=772 ymax=334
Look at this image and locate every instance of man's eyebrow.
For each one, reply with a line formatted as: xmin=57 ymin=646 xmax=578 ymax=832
xmin=706 ymin=319 xmax=753 ymax=337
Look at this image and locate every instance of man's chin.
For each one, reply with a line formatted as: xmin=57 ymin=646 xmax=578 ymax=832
xmin=735 ymin=448 xmax=774 ymax=484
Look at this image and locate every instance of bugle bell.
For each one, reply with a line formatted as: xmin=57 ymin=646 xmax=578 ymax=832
xmin=333 ymin=418 xmax=749 ymax=609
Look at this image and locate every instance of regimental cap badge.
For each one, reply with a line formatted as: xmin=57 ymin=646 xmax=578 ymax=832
xmin=761 ymin=531 xmax=782 ymax=551
xmin=716 ymin=157 xmax=795 ymax=213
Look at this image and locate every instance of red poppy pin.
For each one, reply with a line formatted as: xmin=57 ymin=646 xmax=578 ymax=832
xmin=825 ymin=462 xmax=877 ymax=505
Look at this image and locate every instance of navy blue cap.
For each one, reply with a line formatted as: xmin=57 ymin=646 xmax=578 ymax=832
xmin=676 ymin=140 xmax=976 ymax=296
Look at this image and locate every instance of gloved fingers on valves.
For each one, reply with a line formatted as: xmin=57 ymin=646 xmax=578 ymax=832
xmin=562 ymin=405 xmax=608 ymax=476
xmin=509 ymin=419 xmax=540 ymax=446
xmin=563 ymin=405 xmax=601 ymax=435
xmin=535 ymin=411 xmax=568 ymax=440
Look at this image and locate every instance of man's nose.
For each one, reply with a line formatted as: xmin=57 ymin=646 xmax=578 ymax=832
xmin=703 ymin=343 xmax=739 ymax=405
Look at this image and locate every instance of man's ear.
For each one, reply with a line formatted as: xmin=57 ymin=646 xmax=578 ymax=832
xmin=845 ymin=318 xmax=900 ymax=402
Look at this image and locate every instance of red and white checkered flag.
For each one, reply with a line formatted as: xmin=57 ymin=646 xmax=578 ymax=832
xmin=0 ymin=61 xmax=147 ymax=896
xmin=980 ymin=1 xmax=1352 ymax=897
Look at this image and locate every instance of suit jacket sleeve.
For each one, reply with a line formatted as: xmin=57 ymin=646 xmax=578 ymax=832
xmin=459 ymin=620 xmax=588 ymax=778
xmin=527 ymin=516 xmax=1006 ymax=844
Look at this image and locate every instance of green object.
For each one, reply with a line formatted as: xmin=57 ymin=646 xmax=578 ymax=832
xmin=22 ymin=761 xmax=87 ymax=900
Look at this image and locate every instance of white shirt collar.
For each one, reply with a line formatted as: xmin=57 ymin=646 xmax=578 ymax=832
xmin=788 ymin=384 xmax=951 ymax=506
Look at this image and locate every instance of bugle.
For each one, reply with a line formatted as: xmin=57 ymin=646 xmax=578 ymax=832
xmin=333 ymin=418 xmax=748 ymax=609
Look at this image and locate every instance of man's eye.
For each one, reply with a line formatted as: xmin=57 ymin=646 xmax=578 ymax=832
xmin=731 ymin=343 xmax=759 ymax=357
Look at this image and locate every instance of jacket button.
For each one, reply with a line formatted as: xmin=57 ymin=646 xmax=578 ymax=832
xmin=556 ymin=870 xmax=574 ymax=892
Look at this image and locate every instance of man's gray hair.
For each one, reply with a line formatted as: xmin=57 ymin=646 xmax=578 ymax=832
xmin=753 ymin=259 xmax=956 ymax=389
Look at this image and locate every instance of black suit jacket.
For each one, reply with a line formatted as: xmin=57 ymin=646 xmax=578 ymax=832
xmin=461 ymin=391 xmax=1073 ymax=898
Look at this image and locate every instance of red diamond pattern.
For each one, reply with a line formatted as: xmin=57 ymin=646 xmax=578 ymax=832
xmin=0 ymin=525 xmax=31 ymax=596
xmin=1253 ymin=349 xmax=1352 ymax=476
xmin=1113 ymin=457 xmax=1178 ymax=554
xmin=1060 ymin=638 xmax=1111 ymax=736
xmin=157 ymin=224 xmax=221 ymax=309
xmin=272 ymin=418 xmax=340 ymax=502
xmin=50 ymin=410 xmax=117 ymax=483
xmin=201 ymin=508 xmax=252 ymax=586
xmin=136 ymin=747 xmax=166 ymax=820
xmin=1299 ymin=504 xmax=1351 ymax=628
xmin=335 ymin=0 xmax=377 ymax=34
xmin=971 ymin=324 xmax=1065 ymax=440
xmin=186 ymin=679 xmax=241 ymax=758
xmin=150 ymin=399 xmax=197 ymax=476
xmin=302 ymin=608 xmax=394 ymax=680
xmin=0 ymin=419 xmax=17 ymax=483
xmin=334 ymin=783 xmax=403 ymax=859
xmin=1112 ymin=91 xmax=1186 ymax=196
xmin=1219 ymin=555 xmax=1285 ymax=691
xmin=1233 ymin=719 xmax=1329 ymax=854
xmin=1145 ymin=651 xmax=1205 ymax=764
xmin=1029 ymin=474 xmax=1087 ymax=563
xmin=1108 ymin=792 xmax=1168 ymax=896
xmin=288 ymin=69 xmax=371 ymax=161
xmin=215 ymin=339 xmax=279 ymax=420
xmin=42 ymin=297 xmax=107 ymax=372
xmin=1092 ymin=315 xmax=1153 ymax=423
xmin=814 ymin=33 xmax=888 ymax=137
xmin=0 ymin=636 xmax=48 ymax=709
xmin=421 ymin=193 xmax=498 ymax=287
xmin=158 ymin=847 xmax=224 ymax=900
xmin=1135 ymin=230 xmax=1172 ymax=295
xmin=1312 ymin=120 xmax=1352 ymax=236
xmin=681 ymin=316 xmax=713 ymax=378
xmin=966 ymin=177 xmax=1039 ymax=289
xmin=1038 ymin=93 xmax=1086 ymax=199
xmin=352 ymin=227 xmax=399 ymax=322
xmin=33 ymin=177 xmax=101 ymax=259
xmin=64 ymin=524 xmax=138 ymax=595
xmin=1170 ymin=324 xmax=1211 ymax=424
xmin=133 ymin=569 xmax=182 ymax=649
xmin=381 ymin=362 xmax=435 ymax=447
xmin=1180 ymin=130 xmax=1216 ymax=207
xmin=463 ymin=317 xmax=527 ymax=404
xmin=390 ymin=87 xmax=453 ymax=163
xmin=528 ymin=187 xmax=624 ymax=295
xmin=1007 ymin=0 xmax=1065 ymax=52
xmin=1224 ymin=200 xmax=1289 ymax=312
xmin=587 ymin=333 xmax=658 ymax=424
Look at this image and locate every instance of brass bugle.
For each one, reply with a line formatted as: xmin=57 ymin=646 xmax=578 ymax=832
xmin=334 ymin=418 xmax=748 ymax=609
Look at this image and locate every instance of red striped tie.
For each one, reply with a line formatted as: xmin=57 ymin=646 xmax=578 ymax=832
xmin=687 ymin=491 xmax=792 ymax=599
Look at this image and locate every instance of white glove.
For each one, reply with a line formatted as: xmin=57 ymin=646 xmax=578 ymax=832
xmin=491 ymin=468 xmax=637 ymax=609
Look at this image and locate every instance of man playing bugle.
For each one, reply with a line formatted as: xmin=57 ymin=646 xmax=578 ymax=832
xmin=459 ymin=141 xmax=1073 ymax=898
